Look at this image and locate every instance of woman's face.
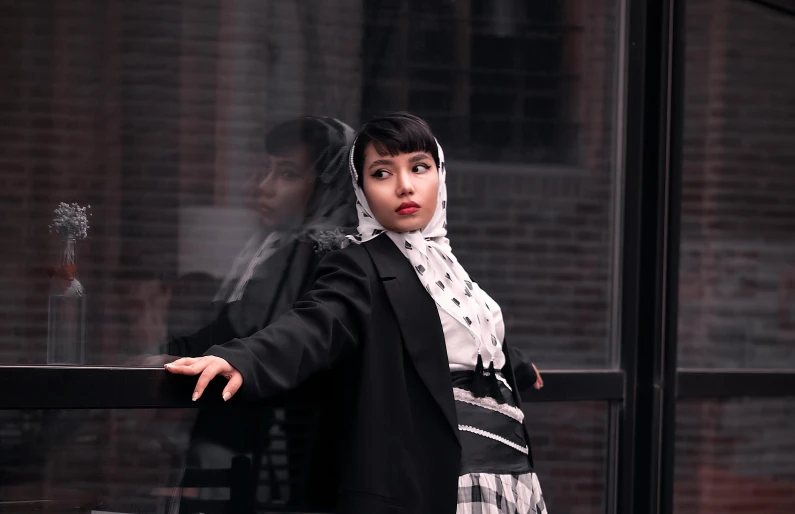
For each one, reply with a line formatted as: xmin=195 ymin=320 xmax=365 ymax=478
xmin=250 ymin=145 xmax=317 ymax=230
xmin=361 ymin=143 xmax=438 ymax=233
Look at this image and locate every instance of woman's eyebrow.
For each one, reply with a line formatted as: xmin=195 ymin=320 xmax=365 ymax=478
xmin=410 ymin=153 xmax=432 ymax=163
xmin=368 ymin=158 xmax=394 ymax=170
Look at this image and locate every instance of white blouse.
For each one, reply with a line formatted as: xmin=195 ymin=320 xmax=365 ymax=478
xmin=439 ymin=291 xmax=506 ymax=371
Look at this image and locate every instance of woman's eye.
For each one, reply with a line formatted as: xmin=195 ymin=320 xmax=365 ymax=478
xmin=371 ymin=169 xmax=390 ymax=179
xmin=280 ymin=169 xmax=299 ymax=180
xmin=413 ymin=164 xmax=430 ymax=173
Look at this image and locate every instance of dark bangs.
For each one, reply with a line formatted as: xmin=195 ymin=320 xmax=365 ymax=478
xmin=353 ymin=112 xmax=440 ymax=183
xmin=265 ymin=117 xmax=333 ymax=170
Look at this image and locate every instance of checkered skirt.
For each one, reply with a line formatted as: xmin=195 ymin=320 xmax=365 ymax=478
xmin=457 ymin=472 xmax=548 ymax=514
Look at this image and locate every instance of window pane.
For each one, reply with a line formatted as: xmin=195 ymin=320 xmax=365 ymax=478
xmin=677 ymin=0 xmax=795 ymax=367
xmin=526 ymin=401 xmax=609 ymax=514
xmin=0 ymin=402 xmax=609 ymax=513
xmin=0 ymin=406 xmax=323 ymax=512
xmin=1 ymin=0 xmax=622 ymax=369
xmin=675 ymin=398 xmax=795 ymax=514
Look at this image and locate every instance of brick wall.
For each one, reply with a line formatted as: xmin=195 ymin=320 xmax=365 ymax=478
xmin=675 ymin=0 xmax=795 ymax=512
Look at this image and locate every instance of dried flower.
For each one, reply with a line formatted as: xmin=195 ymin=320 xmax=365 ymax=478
xmin=49 ymin=202 xmax=91 ymax=240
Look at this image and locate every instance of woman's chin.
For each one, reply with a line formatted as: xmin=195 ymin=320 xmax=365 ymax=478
xmin=383 ymin=220 xmax=426 ymax=234
xmin=258 ymin=216 xmax=277 ymax=230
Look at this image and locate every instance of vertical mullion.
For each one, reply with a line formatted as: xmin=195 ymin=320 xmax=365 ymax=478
xmin=606 ymin=0 xmax=631 ymax=510
xmin=632 ymin=0 xmax=671 ymax=507
xmin=616 ymin=0 xmax=648 ymax=511
xmin=660 ymin=0 xmax=685 ymax=512
xmin=617 ymin=0 xmax=683 ymax=512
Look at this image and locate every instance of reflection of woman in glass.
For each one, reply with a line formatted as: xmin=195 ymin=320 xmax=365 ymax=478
xmin=169 ymin=116 xmax=357 ymax=506
xmin=169 ymin=117 xmax=357 ymax=357
xmin=167 ymin=113 xmax=547 ymax=514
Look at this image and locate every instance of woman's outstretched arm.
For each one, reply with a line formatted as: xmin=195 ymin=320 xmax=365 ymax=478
xmin=165 ymin=248 xmax=372 ymax=402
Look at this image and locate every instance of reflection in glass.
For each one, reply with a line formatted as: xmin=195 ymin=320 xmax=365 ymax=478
xmin=1 ymin=0 xmax=624 ymax=508
xmin=675 ymin=398 xmax=795 ymax=514
xmin=677 ymin=0 xmax=795 ymax=368
xmin=0 ymin=409 xmax=197 ymax=513
xmin=1 ymin=0 xmax=621 ymax=371
xmin=163 ymin=117 xmax=356 ymax=510
xmin=0 ymin=403 xmax=609 ymax=513
xmin=524 ymin=402 xmax=609 ymax=514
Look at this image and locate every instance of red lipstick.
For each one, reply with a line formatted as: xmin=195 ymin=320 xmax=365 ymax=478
xmin=396 ymin=201 xmax=420 ymax=215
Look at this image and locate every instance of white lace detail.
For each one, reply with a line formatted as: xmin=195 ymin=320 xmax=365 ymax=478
xmin=458 ymin=425 xmax=529 ymax=455
xmin=453 ymin=388 xmax=525 ymax=423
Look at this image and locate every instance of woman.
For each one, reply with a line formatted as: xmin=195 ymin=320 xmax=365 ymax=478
xmin=166 ymin=112 xmax=547 ymax=514
xmin=168 ymin=116 xmax=357 ymax=506
xmin=168 ymin=116 xmax=357 ymax=357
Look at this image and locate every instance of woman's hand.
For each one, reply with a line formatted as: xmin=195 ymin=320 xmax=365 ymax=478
xmin=532 ymin=363 xmax=544 ymax=390
xmin=164 ymin=356 xmax=243 ymax=402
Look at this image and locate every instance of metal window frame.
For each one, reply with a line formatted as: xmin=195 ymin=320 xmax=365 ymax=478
xmin=616 ymin=2 xmax=795 ymax=514
xmin=615 ymin=0 xmax=684 ymax=513
xmin=0 ymin=367 xmax=626 ymax=410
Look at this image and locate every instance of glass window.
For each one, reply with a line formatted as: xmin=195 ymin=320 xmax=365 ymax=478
xmin=0 ymin=402 xmax=609 ymax=513
xmin=0 ymin=405 xmax=324 ymax=512
xmin=525 ymin=401 xmax=610 ymax=514
xmin=677 ymin=0 xmax=795 ymax=368
xmin=675 ymin=398 xmax=795 ymax=514
xmin=1 ymin=0 xmax=622 ymax=369
xmin=0 ymin=409 xmax=197 ymax=512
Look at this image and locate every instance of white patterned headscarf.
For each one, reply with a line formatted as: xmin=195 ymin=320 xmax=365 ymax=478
xmin=347 ymin=138 xmax=504 ymax=369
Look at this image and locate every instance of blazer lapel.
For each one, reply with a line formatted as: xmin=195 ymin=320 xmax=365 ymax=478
xmin=364 ymin=235 xmax=461 ymax=445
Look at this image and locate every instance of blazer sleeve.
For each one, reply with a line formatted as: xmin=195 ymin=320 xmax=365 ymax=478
xmin=167 ymin=307 xmax=238 ymax=358
xmin=203 ymin=248 xmax=372 ymax=401
xmin=168 ymin=241 xmax=323 ymax=358
xmin=507 ymin=344 xmax=539 ymax=391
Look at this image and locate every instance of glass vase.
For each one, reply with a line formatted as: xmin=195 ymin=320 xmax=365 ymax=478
xmin=47 ymin=237 xmax=86 ymax=364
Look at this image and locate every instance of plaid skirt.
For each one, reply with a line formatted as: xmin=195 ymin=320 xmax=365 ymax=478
xmin=457 ymin=472 xmax=548 ymax=514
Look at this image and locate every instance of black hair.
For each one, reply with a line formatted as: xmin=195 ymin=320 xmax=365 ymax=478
xmin=353 ymin=112 xmax=440 ymax=188
xmin=265 ymin=117 xmax=347 ymax=177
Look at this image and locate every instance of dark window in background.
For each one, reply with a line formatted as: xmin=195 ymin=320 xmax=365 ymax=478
xmin=362 ymin=0 xmax=581 ymax=164
xmin=362 ymin=0 xmax=621 ymax=370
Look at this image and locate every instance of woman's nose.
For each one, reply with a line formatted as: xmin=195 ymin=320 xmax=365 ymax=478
xmin=396 ymin=170 xmax=415 ymax=196
xmin=257 ymin=173 xmax=277 ymax=197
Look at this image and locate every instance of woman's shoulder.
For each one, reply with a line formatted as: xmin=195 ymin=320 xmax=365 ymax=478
xmin=317 ymin=243 xmax=376 ymax=274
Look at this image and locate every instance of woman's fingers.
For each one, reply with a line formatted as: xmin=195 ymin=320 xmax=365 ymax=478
xmin=222 ymin=372 xmax=243 ymax=401
xmin=163 ymin=358 xmax=205 ymax=376
xmin=165 ymin=356 xmax=240 ymax=402
xmin=192 ymin=361 xmax=224 ymax=401
xmin=532 ymin=363 xmax=544 ymax=390
xmin=164 ymin=357 xmax=198 ymax=370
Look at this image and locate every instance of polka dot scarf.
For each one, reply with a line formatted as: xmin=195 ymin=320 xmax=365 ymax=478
xmin=347 ymin=139 xmax=505 ymax=393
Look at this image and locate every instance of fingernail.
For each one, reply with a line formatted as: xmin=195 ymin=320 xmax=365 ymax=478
xmin=164 ymin=363 xmax=170 ymax=369
xmin=192 ymin=394 xmax=198 ymax=401
xmin=223 ymin=392 xmax=231 ymax=402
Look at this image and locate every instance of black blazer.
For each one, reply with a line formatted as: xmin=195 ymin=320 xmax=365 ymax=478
xmin=168 ymin=240 xmax=322 ymax=454
xmin=207 ymin=234 xmax=538 ymax=514
xmin=169 ymin=239 xmax=321 ymax=358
